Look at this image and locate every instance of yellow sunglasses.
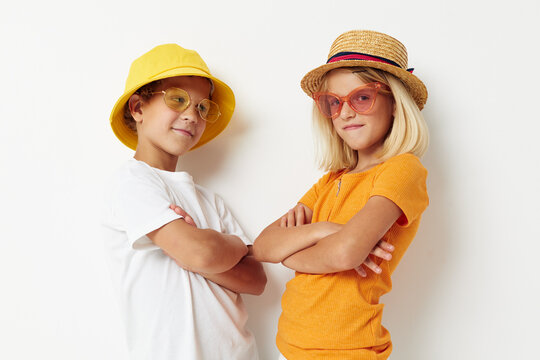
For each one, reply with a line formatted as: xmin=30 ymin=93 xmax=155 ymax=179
xmin=152 ymin=87 xmax=221 ymax=123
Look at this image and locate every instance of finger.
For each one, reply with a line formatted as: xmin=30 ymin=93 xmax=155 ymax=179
xmin=170 ymin=204 xmax=181 ymax=214
xmin=354 ymin=266 xmax=367 ymax=277
xmin=170 ymin=204 xmax=186 ymax=217
xmin=280 ymin=215 xmax=288 ymax=227
xmin=377 ymin=240 xmax=395 ymax=252
xmin=287 ymin=209 xmax=295 ymax=228
xmin=370 ymin=246 xmax=392 ymax=261
xmin=184 ymin=215 xmax=197 ymax=227
xmin=280 ymin=215 xmax=287 ymax=228
xmin=295 ymin=205 xmax=305 ymax=226
xmin=363 ymin=257 xmax=382 ymax=274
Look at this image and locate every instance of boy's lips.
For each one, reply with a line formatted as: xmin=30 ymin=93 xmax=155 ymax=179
xmin=172 ymin=127 xmax=194 ymax=137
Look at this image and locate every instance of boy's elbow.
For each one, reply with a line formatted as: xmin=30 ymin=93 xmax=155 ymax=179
xmin=187 ymin=233 xmax=237 ymax=273
xmin=248 ymin=271 xmax=267 ymax=296
xmin=251 ymin=260 xmax=268 ymax=295
xmin=186 ymin=246 xmax=220 ymax=273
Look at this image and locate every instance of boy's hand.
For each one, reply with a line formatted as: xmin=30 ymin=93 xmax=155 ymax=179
xmin=169 ymin=204 xmax=197 ymax=227
xmin=354 ymin=240 xmax=394 ymax=277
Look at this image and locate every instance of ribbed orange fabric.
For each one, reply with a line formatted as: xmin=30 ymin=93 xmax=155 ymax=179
xmin=277 ymin=153 xmax=428 ymax=360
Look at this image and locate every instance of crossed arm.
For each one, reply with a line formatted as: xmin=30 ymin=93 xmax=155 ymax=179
xmin=252 ymin=196 xmax=401 ymax=275
xmin=148 ymin=207 xmax=266 ymax=295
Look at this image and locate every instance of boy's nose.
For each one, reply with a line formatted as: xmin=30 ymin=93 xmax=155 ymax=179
xmin=179 ymin=104 xmax=199 ymax=123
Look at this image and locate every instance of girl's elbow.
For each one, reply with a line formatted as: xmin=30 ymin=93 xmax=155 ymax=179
xmin=252 ymin=241 xmax=280 ymax=263
xmin=332 ymin=243 xmax=364 ymax=271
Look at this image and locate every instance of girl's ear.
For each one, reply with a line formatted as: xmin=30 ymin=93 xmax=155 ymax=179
xmin=128 ymin=94 xmax=144 ymax=123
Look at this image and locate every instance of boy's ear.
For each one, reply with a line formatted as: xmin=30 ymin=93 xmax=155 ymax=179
xmin=128 ymin=94 xmax=144 ymax=123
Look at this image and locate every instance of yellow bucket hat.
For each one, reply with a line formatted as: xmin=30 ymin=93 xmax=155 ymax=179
xmin=110 ymin=44 xmax=235 ymax=151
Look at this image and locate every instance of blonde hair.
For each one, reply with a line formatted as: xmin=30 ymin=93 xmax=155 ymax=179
xmin=312 ymin=67 xmax=429 ymax=172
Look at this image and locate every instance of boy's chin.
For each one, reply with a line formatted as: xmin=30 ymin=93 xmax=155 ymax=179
xmin=170 ymin=146 xmax=193 ymax=157
xmin=167 ymin=137 xmax=200 ymax=155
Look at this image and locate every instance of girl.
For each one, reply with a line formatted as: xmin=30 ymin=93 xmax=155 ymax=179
xmin=252 ymin=30 xmax=429 ymax=359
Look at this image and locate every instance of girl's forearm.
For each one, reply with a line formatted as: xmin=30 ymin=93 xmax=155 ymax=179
xmin=282 ymin=196 xmax=403 ymax=274
xmin=252 ymin=221 xmax=341 ymax=263
xmin=281 ymin=231 xmax=373 ymax=274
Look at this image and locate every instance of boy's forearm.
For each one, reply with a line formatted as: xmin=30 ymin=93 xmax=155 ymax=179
xmin=199 ymin=255 xmax=267 ymax=295
xmin=150 ymin=221 xmax=248 ymax=274
xmin=193 ymin=230 xmax=249 ymax=273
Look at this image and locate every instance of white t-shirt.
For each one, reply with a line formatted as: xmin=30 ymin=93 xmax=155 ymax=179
xmin=102 ymin=158 xmax=258 ymax=360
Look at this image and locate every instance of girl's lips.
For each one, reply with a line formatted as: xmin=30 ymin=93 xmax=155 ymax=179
xmin=343 ymin=124 xmax=364 ymax=130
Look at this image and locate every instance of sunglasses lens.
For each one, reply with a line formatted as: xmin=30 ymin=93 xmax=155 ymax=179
xmin=317 ymin=94 xmax=341 ymax=118
xmin=349 ymin=87 xmax=377 ymax=113
xmin=197 ymin=99 xmax=221 ymax=123
xmin=164 ymin=88 xmax=190 ymax=112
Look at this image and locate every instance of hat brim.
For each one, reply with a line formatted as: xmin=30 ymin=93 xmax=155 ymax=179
xmin=110 ymin=67 xmax=235 ymax=151
xmin=300 ymin=60 xmax=427 ymax=110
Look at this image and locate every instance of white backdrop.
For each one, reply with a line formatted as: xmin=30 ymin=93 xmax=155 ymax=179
xmin=1 ymin=0 xmax=539 ymax=359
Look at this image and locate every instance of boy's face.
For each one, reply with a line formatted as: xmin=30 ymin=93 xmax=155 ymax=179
xmin=132 ymin=76 xmax=211 ymax=158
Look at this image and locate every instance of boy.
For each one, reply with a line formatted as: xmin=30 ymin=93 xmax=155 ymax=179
xmin=102 ymin=44 xmax=266 ymax=360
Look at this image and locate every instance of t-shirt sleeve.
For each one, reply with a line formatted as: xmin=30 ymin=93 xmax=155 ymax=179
xmin=370 ymin=154 xmax=429 ymax=227
xmin=112 ymin=170 xmax=183 ymax=250
xmin=214 ymin=194 xmax=251 ymax=245
xmin=299 ymin=172 xmax=333 ymax=210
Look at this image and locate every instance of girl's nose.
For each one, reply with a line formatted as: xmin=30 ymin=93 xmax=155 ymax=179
xmin=339 ymin=101 xmax=356 ymax=120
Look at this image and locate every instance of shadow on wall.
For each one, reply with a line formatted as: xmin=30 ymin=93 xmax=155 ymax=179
xmin=245 ymin=264 xmax=293 ymax=359
xmin=174 ymin=108 xmax=289 ymax=357
xmin=381 ymin=107 xmax=453 ymax=358
xmin=176 ymin=108 xmax=250 ymax=180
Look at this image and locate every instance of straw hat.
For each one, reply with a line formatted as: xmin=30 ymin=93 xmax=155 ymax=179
xmin=110 ymin=44 xmax=235 ymax=151
xmin=301 ymin=30 xmax=427 ymax=110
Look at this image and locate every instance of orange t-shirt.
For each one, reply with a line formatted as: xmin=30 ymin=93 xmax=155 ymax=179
xmin=277 ymin=153 xmax=429 ymax=360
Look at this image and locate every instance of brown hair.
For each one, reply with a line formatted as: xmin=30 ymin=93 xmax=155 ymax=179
xmin=122 ymin=80 xmax=162 ymax=132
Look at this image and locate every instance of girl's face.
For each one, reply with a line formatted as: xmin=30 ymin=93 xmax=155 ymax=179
xmin=326 ymin=69 xmax=394 ymax=159
xmin=134 ymin=76 xmax=210 ymax=159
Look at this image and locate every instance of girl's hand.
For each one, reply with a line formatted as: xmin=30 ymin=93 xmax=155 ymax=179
xmin=169 ymin=204 xmax=197 ymax=227
xmin=354 ymin=240 xmax=394 ymax=277
xmin=280 ymin=203 xmax=313 ymax=227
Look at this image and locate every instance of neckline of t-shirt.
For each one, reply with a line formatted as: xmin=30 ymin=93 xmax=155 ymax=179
xmin=130 ymin=158 xmax=194 ymax=181
xmin=339 ymin=153 xmax=412 ymax=178
xmin=340 ymin=161 xmax=384 ymax=178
